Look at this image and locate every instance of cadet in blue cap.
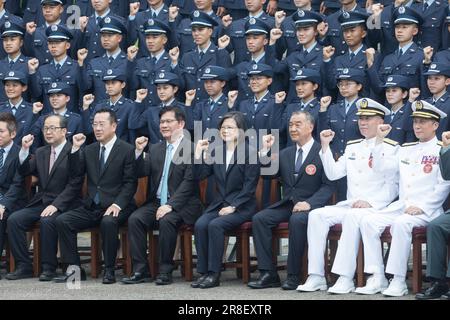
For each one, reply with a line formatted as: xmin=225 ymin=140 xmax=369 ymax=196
xmin=128 ymin=0 xmax=171 ymax=59
xmin=128 ymin=19 xmax=174 ymax=107
xmin=28 ymin=24 xmax=81 ymax=115
xmin=221 ymin=1 xmax=275 ymax=66
xmin=29 ymin=81 xmax=83 ymax=150
xmin=130 ymin=71 xmax=187 ymax=144
xmin=0 ymin=20 xmax=31 ymax=102
xmin=82 ymin=69 xmax=136 ymax=144
xmin=268 ymin=9 xmax=324 ymax=103
xmin=366 ymin=6 xmax=425 ymax=98
xmin=78 ymin=15 xmax=128 ymax=106
xmin=318 ymin=68 xmax=366 ymax=201
xmin=322 ymin=10 xmax=372 ymax=99
xmin=281 ymin=68 xmax=321 ymax=146
xmin=22 ymin=0 xmax=67 ymax=28
xmin=170 ymin=4 xmax=223 ymax=57
xmin=171 ymin=10 xmax=231 ymax=106
xmin=0 ymin=71 xmax=36 ymax=144
xmin=382 ymin=74 xmax=413 ymax=144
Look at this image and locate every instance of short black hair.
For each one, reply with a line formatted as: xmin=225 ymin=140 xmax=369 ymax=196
xmin=94 ymin=108 xmax=117 ymax=124
xmin=218 ymin=111 xmax=247 ymax=131
xmin=44 ymin=114 xmax=68 ymax=129
xmin=159 ymin=105 xmax=186 ymax=122
xmin=0 ymin=112 xmax=17 ymax=133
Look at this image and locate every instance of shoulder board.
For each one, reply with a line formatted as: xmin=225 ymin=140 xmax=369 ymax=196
xmin=383 ymin=138 xmax=398 ymax=146
xmin=437 ymin=141 xmax=443 ymax=146
xmin=347 ymin=138 xmax=363 ymax=145
xmin=401 ymin=141 xmax=419 ymax=147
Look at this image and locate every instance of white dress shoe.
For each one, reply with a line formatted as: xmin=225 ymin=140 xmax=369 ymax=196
xmin=382 ymin=279 xmax=408 ymax=297
xmin=296 ymin=275 xmax=327 ymax=292
xmin=355 ymin=275 xmax=389 ymax=295
xmin=327 ymin=276 xmax=355 ymax=294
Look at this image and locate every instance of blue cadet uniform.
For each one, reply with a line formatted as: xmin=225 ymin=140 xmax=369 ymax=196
xmin=83 ymin=69 xmax=136 ymax=143
xmin=22 ymin=0 xmax=68 ymax=29
xmin=30 ymin=81 xmax=83 ymax=150
xmin=217 ymin=0 xmax=248 ymax=21
xmin=127 ymin=3 xmax=170 ymax=59
xmin=186 ymin=65 xmax=232 ymax=133
xmin=224 ymin=12 xmax=274 ymax=66
xmin=81 ymin=10 xmax=127 ymax=62
xmin=0 ymin=20 xmax=31 ymax=102
xmin=128 ymin=19 xmax=174 ymax=106
xmin=173 ymin=11 xmax=231 ymax=106
xmin=80 ymin=16 xmax=128 ymax=105
xmin=237 ymin=63 xmax=284 ymax=145
xmin=268 ymin=10 xmax=324 ymax=103
xmin=0 ymin=71 xmax=36 ymax=144
xmin=318 ymin=68 xmax=365 ymax=158
xmin=29 ymin=25 xmax=81 ymax=114
xmin=322 ymin=10 xmax=372 ymax=99
xmin=367 ymin=6 xmax=425 ymax=97
xmin=282 ymin=68 xmax=321 ymax=147
xmin=0 ymin=11 xmax=23 ymax=60
xmin=382 ymin=74 xmax=413 ymax=144
xmin=129 ymin=71 xmax=186 ymax=144
xmin=231 ymin=17 xmax=274 ymax=103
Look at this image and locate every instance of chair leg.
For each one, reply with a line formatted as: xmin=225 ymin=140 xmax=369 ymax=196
xmin=241 ymin=230 xmax=250 ymax=284
xmin=182 ymin=229 xmax=193 ymax=281
xmin=91 ymin=230 xmax=101 ymax=278
xmin=412 ymin=239 xmax=423 ymax=294
xmin=32 ymin=228 xmax=41 ymax=277
xmin=356 ymin=240 xmax=365 ymax=287
xmin=235 ymin=235 xmax=243 ymax=279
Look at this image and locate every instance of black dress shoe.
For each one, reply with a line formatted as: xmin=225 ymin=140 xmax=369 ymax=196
xmin=441 ymin=290 xmax=450 ymax=300
xmin=247 ymin=271 xmax=281 ymax=289
xmin=39 ymin=270 xmax=57 ymax=282
xmin=199 ymin=273 xmax=220 ymax=289
xmin=54 ymin=267 xmax=87 ymax=283
xmin=191 ymin=274 xmax=208 ymax=288
xmin=102 ymin=269 xmax=116 ymax=284
xmin=416 ymin=281 xmax=449 ymax=300
xmin=281 ymin=275 xmax=300 ymax=290
xmin=121 ymin=272 xmax=152 ymax=284
xmin=5 ymin=268 xmax=33 ymax=280
xmin=155 ymin=272 xmax=173 ymax=285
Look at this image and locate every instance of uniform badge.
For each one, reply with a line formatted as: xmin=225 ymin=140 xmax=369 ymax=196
xmin=415 ymin=101 xmax=423 ymax=110
xmin=343 ymin=11 xmax=350 ymax=19
xmin=51 ymin=83 xmax=57 ymax=88
xmin=343 ymin=68 xmax=349 ymax=74
xmin=107 ymin=69 xmax=113 ymax=75
xmin=423 ymin=164 xmax=433 ymax=174
xmin=360 ymin=98 xmax=368 ymax=109
xmin=51 ymin=25 xmax=58 ymax=32
xmin=148 ymin=19 xmax=154 ymax=26
xmin=104 ymin=17 xmax=111 ymax=24
xmin=305 ymin=164 xmax=316 ymax=175
xmin=298 ymin=10 xmax=305 ymax=17
xmin=398 ymin=6 xmax=405 ymax=14
xmin=249 ymin=17 xmax=256 ymax=25
xmin=193 ymin=10 xmax=200 ymax=17
xmin=297 ymin=69 xmax=303 ymax=76
xmin=430 ymin=63 xmax=437 ymax=70
xmin=387 ymin=76 xmax=393 ymax=82
xmin=159 ymin=72 xmax=165 ymax=78
xmin=205 ymin=67 xmax=210 ymax=74
xmin=8 ymin=71 xmax=14 ymax=77
xmin=4 ymin=21 xmax=10 ymax=28
xmin=252 ymin=64 xmax=258 ymax=70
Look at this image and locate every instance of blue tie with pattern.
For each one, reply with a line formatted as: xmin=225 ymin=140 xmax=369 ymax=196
xmin=160 ymin=144 xmax=173 ymax=205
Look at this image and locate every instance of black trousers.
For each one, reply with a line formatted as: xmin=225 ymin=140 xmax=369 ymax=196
xmin=128 ymin=202 xmax=184 ymax=274
xmin=56 ymin=204 xmax=132 ymax=270
xmin=7 ymin=204 xmax=63 ymax=272
xmin=252 ymin=202 xmax=308 ymax=276
xmin=426 ymin=212 xmax=450 ymax=280
xmin=0 ymin=209 xmax=11 ymax=258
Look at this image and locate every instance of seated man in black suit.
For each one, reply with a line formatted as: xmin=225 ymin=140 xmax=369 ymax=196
xmin=248 ymin=111 xmax=335 ymax=290
xmin=122 ymin=106 xmax=203 ymax=286
xmin=55 ymin=109 xmax=138 ymax=284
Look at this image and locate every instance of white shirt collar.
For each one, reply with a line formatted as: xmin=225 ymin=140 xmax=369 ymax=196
xmin=198 ymin=42 xmax=212 ymax=54
xmin=96 ymin=9 xmax=111 ymax=19
xmin=210 ymin=93 xmax=223 ymax=104
xmin=303 ymin=41 xmax=317 ymax=53
xmin=166 ymin=134 xmax=184 ymax=153
xmin=107 ymin=49 xmax=121 ymax=60
xmin=399 ymin=41 xmax=414 ymax=53
xmin=151 ymin=50 xmax=165 ymax=62
xmin=301 ymin=97 xmax=316 ymax=106
xmin=0 ymin=10 xmax=6 ymax=20
xmin=251 ymin=52 xmax=265 ymax=63
xmin=150 ymin=3 xmax=165 ymax=15
xmin=296 ymin=137 xmax=314 ymax=159
xmin=8 ymin=55 xmax=20 ymax=64
xmin=249 ymin=10 xmax=264 ymax=19
xmin=349 ymin=44 xmax=364 ymax=56
xmin=0 ymin=140 xmax=14 ymax=155
xmin=54 ymin=56 xmax=68 ymax=67
xmin=100 ymin=135 xmax=117 ymax=151
xmin=52 ymin=139 xmax=67 ymax=158
xmin=254 ymin=90 xmax=270 ymax=103
xmin=162 ymin=98 xmax=175 ymax=107
xmin=9 ymin=99 xmax=23 ymax=108
xmin=45 ymin=20 xmax=61 ymax=28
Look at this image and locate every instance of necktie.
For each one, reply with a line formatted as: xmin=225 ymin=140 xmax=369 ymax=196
xmin=150 ymin=56 xmax=157 ymax=68
xmin=303 ymin=49 xmax=308 ymax=57
xmin=199 ymin=51 xmax=204 ymax=61
xmin=49 ymin=147 xmax=56 ymax=173
xmin=349 ymin=52 xmax=355 ymax=61
xmin=390 ymin=113 xmax=395 ymax=123
xmin=209 ymin=99 xmax=215 ymax=111
xmin=251 ymin=59 xmax=257 ymax=64
xmin=345 ymin=102 xmax=350 ymax=115
xmin=160 ymin=144 xmax=174 ymax=205
xmin=96 ymin=16 xmax=102 ymax=25
xmin=254 ymin=100 xmax=258 ymax=112
xmin=152 ymin=10 xmax=157 ymax=18
xmin=0 ymin=148 xmax=4 ymax=174
xmin=423 ymin=2 xmax=429 ymax=11
xmin=398 ymin=48 xmax=403 ymax=58
xmin=294 ymin=148 xmax=303 ymax=174
xmin=9 ymin=60 xmax=14 ymax=69
xmin=300 ymin=103 xmax=305 ymax=110
xmin=11 ymin=105 xmax=16 ymax=116
xmin=94 ymin=146 xmax=106 ymax=204
xmin=108 ymin=56 xmax=114 ymax=65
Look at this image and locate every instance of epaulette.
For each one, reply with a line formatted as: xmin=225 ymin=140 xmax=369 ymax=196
xmin=383 ymin=138 xmax=398 ymax=146
xmin=347 ymin=138 xmax=363 ymax=145
xmin=401 ymin=141 xmax=419 ymax=147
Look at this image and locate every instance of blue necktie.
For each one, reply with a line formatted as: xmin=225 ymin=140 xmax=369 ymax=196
xmin=11 ymin=105 xmax=16 ymax=116
xmin=349 ymin=52 xmax=355 ymax=61
xmin=9 ymin=60 xmax=14 ymax=69
xmin=254 ymin=100 xmax=258 ymax=112
xmin=345 ymin=102 xmax=350 ymax=115
xmin=152 ymin=11 xmax=157 ymax=18
xmin=150 ymin=56 xmax=157 ymax=68
xmin=398 ymin=48 xmax=403 ymax=58
xmin=209 ymin=99 xmax=215 ymax=111
xmin=294 ymin=148 xmax=303 ymax=174
xmin=423 ymin=2 xmax=429 ymax=11
xmin=94 ymin=146 xmax=106 ymax=204
xmin=199 ymin=51 xmax=204 ymax=61
xmin=160 ymin=144 xmax=173 ymax=205
xmin=96 ymin=16 xmax=102 ymax=25
xmin=108 ymin=56 xmax=114 ymax=65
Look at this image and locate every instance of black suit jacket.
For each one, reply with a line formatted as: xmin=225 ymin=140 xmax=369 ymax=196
xmin=267 ymin=141 xmax=334 ymax=210
xmin=19 ymin=142 xmax=83 ymax=212
xmin=70 ymin=138 xmax=137 ymax=211
xmin=0 ymin=144 xmax=26 ymax=213
xmin=136 ymin=137 xmax=203 ymax=225
xmin=194 ymin=142 xmax=260 ymax=219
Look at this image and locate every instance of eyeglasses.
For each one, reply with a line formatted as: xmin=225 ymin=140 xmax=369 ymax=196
xmin=160 ymin=119 xmax=178 ymax=125
xmin=42 ymin=126 xmax=63 ymax=133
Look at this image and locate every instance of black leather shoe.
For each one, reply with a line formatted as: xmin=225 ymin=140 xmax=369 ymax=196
xmin=5 ymin=268 xmax=33 ymax=280
xmin=155 ymin=272 xmax=173 ymax=285
xmin=441 ymin=290 xmax=450 ymax=300
xmin=39 ymin=270 xmax=57 ymax=282
xmin=102 ymin=269 xmax=116 ymax=284
xmin=416 ymin=281 xmax=449 ymax=300
xmin=281 ymin=275 xmax=300 ymax=290
xmin=54 ymin=266 xmax=86 ymax=283
xmin=247 ymin=271 xmax=281 ymax=289
xmin=121 ymin=272 xmax=152 ymax=284
xmin=199 ymin=273 xmax=220 ymax=289
xmin=191 ymin=274 xmax=208 ymax=288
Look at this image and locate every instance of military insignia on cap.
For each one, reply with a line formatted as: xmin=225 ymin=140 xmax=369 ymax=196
xmin=252 ymin=64 xmax=258 ymax=70
xmin=148 ymin=19 xmax=154 ymax=26
xmin=416 ymin=101 xmax=423 ymax=110
xmin=205 ymin=68 xmax=210 ymax=74
xmin=360 ymin=98 xmax=368 ymax=109
xmin=51 ymin=83 xmax=57 ymax=88
xmin=107 ymin=69 xmax=113 ymax=75
xmin=249 ymin=17 xmax=256 ymax=25
xmin=193 ymin=10 xmax=200 ymax=17
xmin=105 ymin=17 xmax=111 ymax=23
xmin=387 ymin=76 xmax=393 ymax=82
xmin=8 ymin=71 xmax=14 ymax=77
xmin=298 ymin=10 xmax=305 ymax=17
xmin=430 ymin=63 xmax=437 ymax=69
xmin=4 ymin=21 xmax=10 ymax=28
xmin=343 ymin=68 xmax=349 ymax=74
xmin=159 ymin=72 xmax=165 ymax=78
xmin=51 ymin=25 xmax=58 ymax=31
xmin=398 ymin=6 xmax=405 ymax=14
xmin=297 ymin=69 xmax=303 ymax=76
xmin=343 ymin=11 xmax=350 ymax=19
